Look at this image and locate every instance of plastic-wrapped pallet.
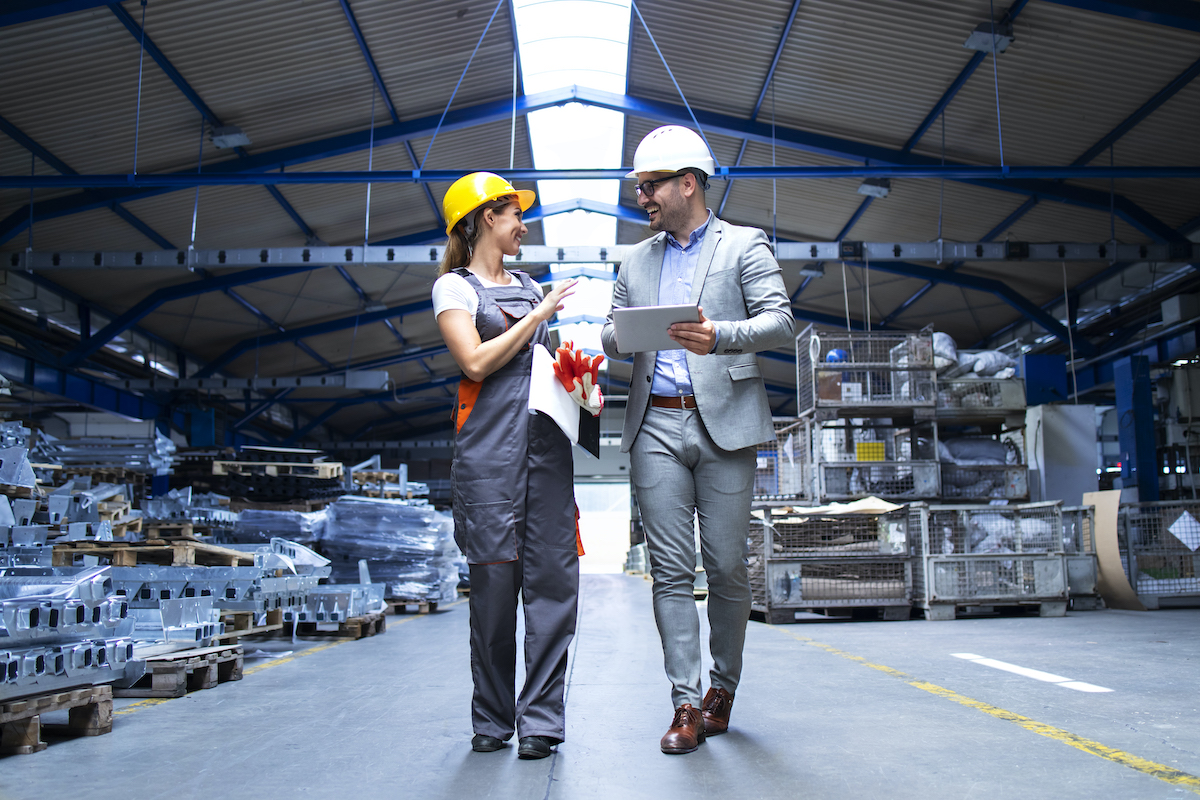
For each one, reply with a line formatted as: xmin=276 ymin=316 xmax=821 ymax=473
xmin=320 ymin=496 xmax=462 ymax=604
xmin=228 ymin=508 xmax=327 ymax=546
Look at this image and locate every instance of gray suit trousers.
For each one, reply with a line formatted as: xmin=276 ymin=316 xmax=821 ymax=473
xmin=631 ymin=405 xmax=756 ymax=708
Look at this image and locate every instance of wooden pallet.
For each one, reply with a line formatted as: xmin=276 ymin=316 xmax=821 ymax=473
xmin=0 ymin=685 xmax=112 ymax=755
xmin=295 ymin=611 xmax=386 ymax=639
xmin=387 ymin=599 xmax=439 ymax=615
xmin=142 ymin=521 xmax=194 ymax=539
xmin=354 ymin=470 xmax=400 ymax=483
xmin=215 ymin=609 xmax=284 ymax=641
xmin=110 ymin=516 xmax=143 ymax=540
xmin=114 ymin=644 xmax=244 ymax=698
xmin=51 ymin=539 xmax=255 ymax=567
xmin=213 ymin=460 xmax=343 ymax=479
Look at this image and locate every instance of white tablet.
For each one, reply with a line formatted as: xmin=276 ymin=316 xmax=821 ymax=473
xmin=612 ymin=304 xmax=700 ymax=352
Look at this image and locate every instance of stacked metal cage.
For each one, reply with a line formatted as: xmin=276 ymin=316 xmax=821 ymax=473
xmin=813 ymin=418 xmax=940 ymax=501
xmin=938 ymin=431 xmax=1028 ymax=501
xmin=754 ymin=418 xmax=812 ymax=502
xmin=796 ymin=325 xmax=937 ymax=417
xmin=1117 ymin=501 xmax=1200 ymax=608
xmin=935 ymin=377 xmax=1027 ymax=420
xmin=1061 ymin=505 xmax=1102 ymax=609
xmin=748 ymin=507 xmax=912 ymax=623
xmin=909 ymin=501 xmax=1068 ymax=620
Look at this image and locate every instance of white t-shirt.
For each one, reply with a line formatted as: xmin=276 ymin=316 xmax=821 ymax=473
xmin=432 ymin=270 xmax=543 ymax=318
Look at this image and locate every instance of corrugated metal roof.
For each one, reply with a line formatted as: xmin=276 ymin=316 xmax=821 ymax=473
xmin=1 ymin=0 xmax=1198 ymax=439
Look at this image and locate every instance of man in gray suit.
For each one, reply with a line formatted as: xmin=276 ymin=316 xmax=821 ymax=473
xmin=601 ymin=125 xmax=795 ymax=754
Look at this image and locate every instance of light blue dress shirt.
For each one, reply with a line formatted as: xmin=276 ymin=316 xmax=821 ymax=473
xmin=650 ymin=211 xmax=718 ymax=397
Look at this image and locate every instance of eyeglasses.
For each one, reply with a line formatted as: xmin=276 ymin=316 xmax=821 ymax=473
xmin=633 ymin=172 xmax=685 ymax=198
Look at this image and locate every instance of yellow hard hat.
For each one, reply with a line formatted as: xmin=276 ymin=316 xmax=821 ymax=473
xmin=442 ymin=172 xmax=536 ymax=235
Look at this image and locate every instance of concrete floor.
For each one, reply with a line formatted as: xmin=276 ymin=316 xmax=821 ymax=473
xmin=3 ymin=574 xmax=1199 ymax=800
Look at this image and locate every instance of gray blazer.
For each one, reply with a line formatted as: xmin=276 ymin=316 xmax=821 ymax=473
xmin=601 ymin=216 xmax=795 ymax=453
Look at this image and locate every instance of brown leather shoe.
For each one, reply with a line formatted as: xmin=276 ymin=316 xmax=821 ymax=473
xmin=701 ymin=687 xmax=733 ymax=735
xmin=660 ymin=704 xmax=705 ymax=754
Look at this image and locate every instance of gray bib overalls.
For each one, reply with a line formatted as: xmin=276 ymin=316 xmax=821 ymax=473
xmin=449 ymin=268 xmax=579 ymax=743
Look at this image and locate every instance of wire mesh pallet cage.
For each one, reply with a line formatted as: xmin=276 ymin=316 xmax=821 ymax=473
xmin=796 ymin=325 xmax=937 ymax=417
xmin=935 ymin=377 xmax=1027 ymax=421
xmin=814 ymin=418 xmax=940 ymax=501
xmin=909 ymin=501 xmax=1068 ymax=620
xmin=1061 ymin=505 xmax=1101 ymax=609
xmin=748 ymin=507 xmax=912 ymax=623
xmin=1118 ymin=501 xmax=1200 ymax=608
xmin=939 ymin=431 xmax=1028 ymax=501
xmin=754 ymin=418 xmax=812 ymax=502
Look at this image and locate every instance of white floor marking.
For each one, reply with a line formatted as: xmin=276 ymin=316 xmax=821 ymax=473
xmin=951 ymin=653 xmax=1114 ymax=693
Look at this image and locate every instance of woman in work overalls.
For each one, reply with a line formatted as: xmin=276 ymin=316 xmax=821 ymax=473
xmin=432 ymin=172 xmax=580 ymax=761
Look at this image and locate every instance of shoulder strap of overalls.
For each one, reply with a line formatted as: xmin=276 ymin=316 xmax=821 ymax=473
xmin=453 ymin=267 xmax=485 ymax=292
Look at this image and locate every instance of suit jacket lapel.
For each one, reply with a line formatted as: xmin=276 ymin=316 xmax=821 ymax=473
xmin=688 ymin=216 xmax=722 ymax=304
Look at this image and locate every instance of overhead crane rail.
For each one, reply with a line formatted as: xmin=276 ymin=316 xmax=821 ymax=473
xmin=4 ymin=241 xmax=1193 ymax=270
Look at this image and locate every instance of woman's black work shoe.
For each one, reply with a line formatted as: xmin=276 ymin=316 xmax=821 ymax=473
xmin=517 ymin=736 xmax=555 ymax=759
xmin=471 ymin=734 xmax=506 ymax=752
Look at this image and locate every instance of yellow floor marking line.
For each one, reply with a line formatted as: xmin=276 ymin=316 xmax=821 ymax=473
xmin=777 ymin=629 xmax=1200 ymax=794
xmin=115 ymin=602 xmax=459 ymax=716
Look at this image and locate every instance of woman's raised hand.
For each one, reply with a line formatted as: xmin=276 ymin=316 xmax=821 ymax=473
xmin=536 ymin=278 xmax=578 ymax=322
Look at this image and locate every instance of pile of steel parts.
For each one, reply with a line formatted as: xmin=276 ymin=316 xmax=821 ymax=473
xmin=227 ymin=507 xmax=327 ymax=547
xmin=32 ymin=430 xmax=177 ymax=476
xmin=144 ymin=487 xmax=237 ymax=538
xmin=2 ymin=495 xmax=56 ymax=568
xmin=283 ymin=557 xmax=384 ymax=629
xmin=0 ymin=422 xmax=37 ymax=489
xmin=0 ymin=566 xmax=143 ymax=702
xmin=319 ymin=496 xmax=462 ymax=605
xmin=47 ymin=479 xmax=141 ymax=542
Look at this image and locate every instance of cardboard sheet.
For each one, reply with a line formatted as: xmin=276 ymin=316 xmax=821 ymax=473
xmin=1083 ymin=489 xmax=1146 ymax=611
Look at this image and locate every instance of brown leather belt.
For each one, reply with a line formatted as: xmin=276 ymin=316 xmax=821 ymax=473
xmin=650 ymin=394 xmax=697 ymax=409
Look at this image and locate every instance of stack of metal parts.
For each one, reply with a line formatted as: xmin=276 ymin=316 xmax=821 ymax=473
xmin=33 ymin=430 xmax=177 ymax=476
xmin=1 ymin=496 xmax=55 ymax=568
xmin=319 ymin=496 xmax=461 ymax=603
xmin=0 ymin=566 xmax=142 ymax=701
xmin=108 ymin=538 xmax=331 ymax=653
xmin=47 ymin=479 xmax=133 ymax=542
xmin=227 ymin=508 xmax=327 ymax=547
xmin=0 ymin=421 xmax=37 ymax=488
xmin=284 ymin=558 xmax=383 ymax=628
xmin=144 ymin=487 xmax=237 ymax=537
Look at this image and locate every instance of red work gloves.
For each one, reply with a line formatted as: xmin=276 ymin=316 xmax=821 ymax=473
xmin=552 ymin=340 xmax=605 ymax=416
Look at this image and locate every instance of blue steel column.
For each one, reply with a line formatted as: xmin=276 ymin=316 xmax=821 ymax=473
xmin=1114 ymin=355 xmax=1159 ymax=501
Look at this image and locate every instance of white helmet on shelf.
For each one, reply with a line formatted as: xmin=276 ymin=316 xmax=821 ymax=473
xmin=626 ymin=125 xmax=716 ymax=180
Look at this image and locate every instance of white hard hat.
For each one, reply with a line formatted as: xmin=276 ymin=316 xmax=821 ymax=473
xmin=626 ymin=125 xmax=716 ymax=179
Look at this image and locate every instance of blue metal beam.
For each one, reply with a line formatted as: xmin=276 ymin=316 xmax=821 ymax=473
xmin=0 ymin=113 xmax=175 ymax=248
xmin=62 ymin=266 xmax=317 ymax=366
xmin=1114 ymin=355 xmax=1160 ymax=501
xmin=1040 ymin=0 xmax=1200 ymax=33
xmin=5 ymin=86 xmax=1185 ymax=245
xmin=10 ymin=164 xmax=1200 ymax=188
xmin=1074 ymin=54 xmax=1200 ymax=166
xmin=107 ymin=3 xmax=320 ymax=243
xmin=843 ymin=259 xmax=1095 ymax=355
xmin=0 ymin=0 xmax=108 ymax=28
xmin=336 ymin=0 xmax=399 ymax=124
xmin=881 ymin=53 xmax=1200 ymax=326
xmin=0 ymin=344 xmax=159 ymax=420
xmin=221 ymin=288 xmax=334 ymax=370
xmin=195 ymin=297 xmax=435 ymax=378
xmin=233 ymin=388 xmax=292 ymax=430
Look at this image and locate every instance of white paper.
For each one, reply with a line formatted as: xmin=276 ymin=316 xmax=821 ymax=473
xmin=529 ymin=344 xmax=579 ymax=444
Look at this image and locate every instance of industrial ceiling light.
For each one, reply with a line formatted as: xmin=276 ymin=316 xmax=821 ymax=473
xmin=857 ymin=177 xmax=891 ymax=198
xmin=963 ymin=20 xmax=1014 ymax=53
xmin=209 ymin=125 xmax=251 ymax=149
